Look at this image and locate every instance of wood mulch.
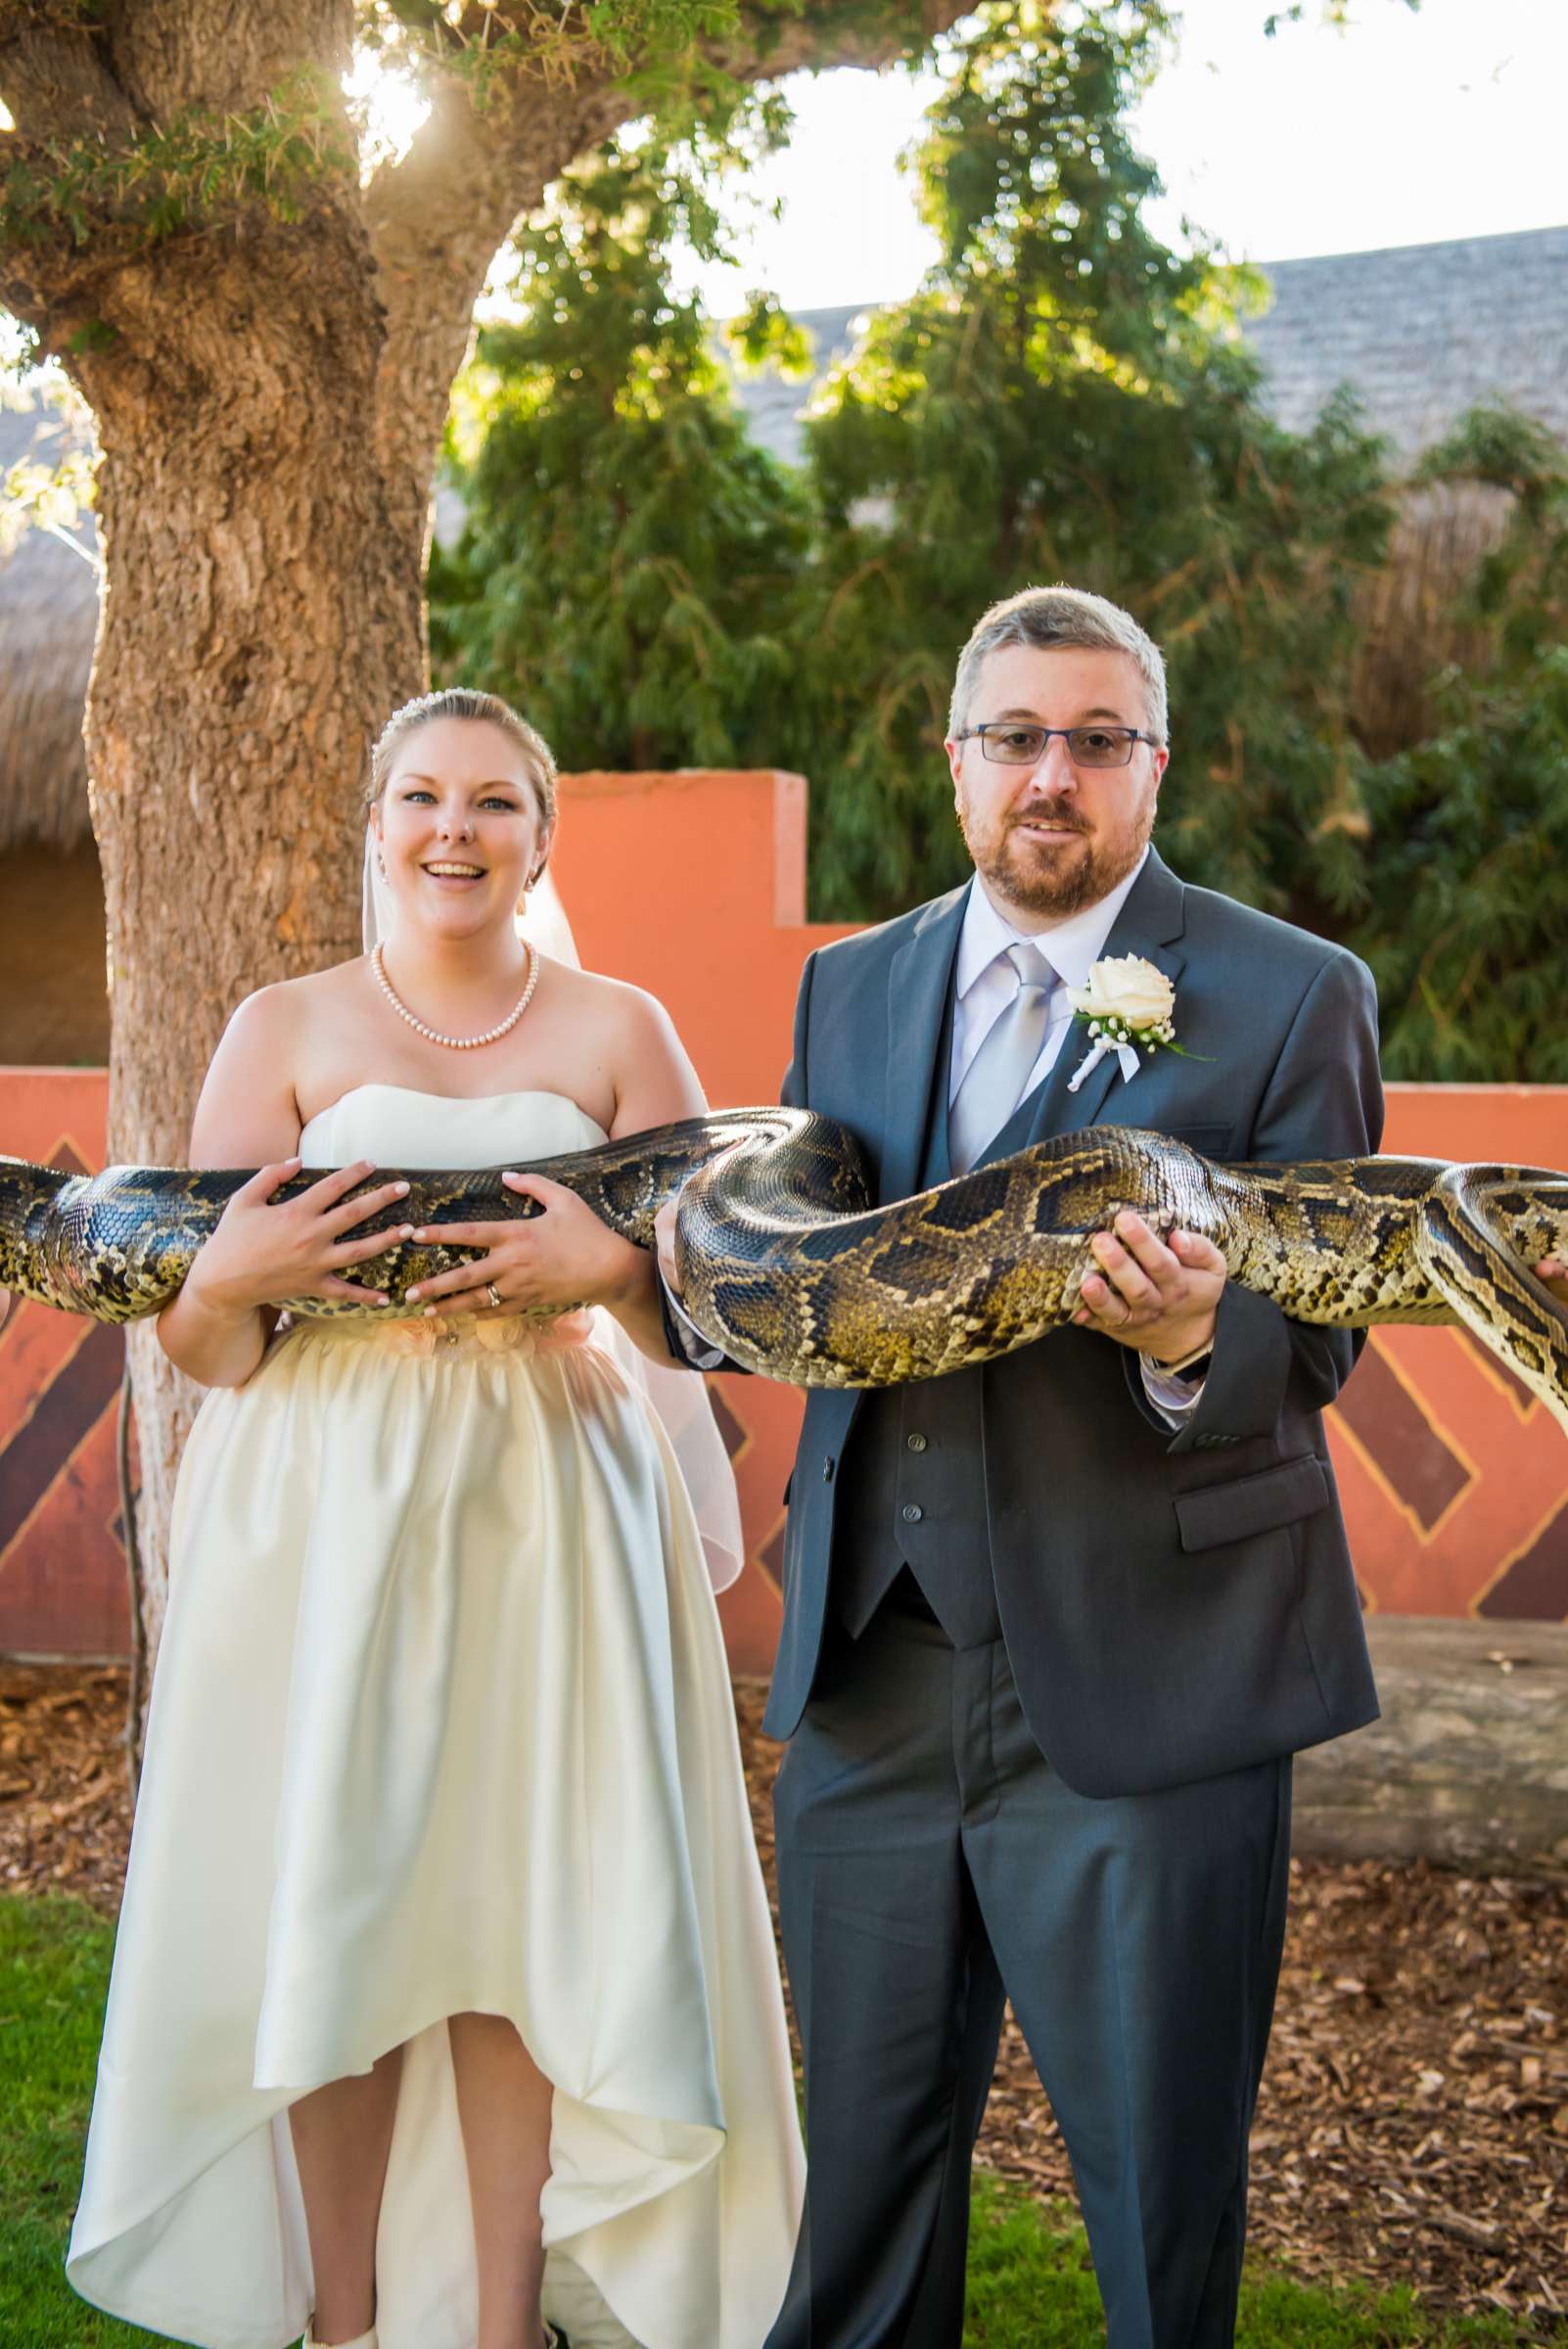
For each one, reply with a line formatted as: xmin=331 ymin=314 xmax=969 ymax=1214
xmin=0 ymin=1664 xmax=134 ymax=1911
xmin=4 ymin=1663 xmax=1566 ymax=2329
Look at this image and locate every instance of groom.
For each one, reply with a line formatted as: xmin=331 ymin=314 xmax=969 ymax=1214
xmin=663 ymin=584 xmax=1385 ymax=2348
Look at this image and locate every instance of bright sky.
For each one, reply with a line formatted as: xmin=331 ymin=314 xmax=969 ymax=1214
xmin=674 ymin=0 xmax=1568 ymax=315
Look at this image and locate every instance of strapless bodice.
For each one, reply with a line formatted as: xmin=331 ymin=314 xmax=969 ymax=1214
xmin=298 ymin=1083 xmax=609 ymax=1171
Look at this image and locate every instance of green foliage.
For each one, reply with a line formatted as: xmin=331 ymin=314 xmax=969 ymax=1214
xmin=354 ymin=0 xmax=751 ymax=121
xmin=1356 ymin=415 xmax=1568 ymax=1082
xmin=796 ymin=0 xmax=1393 ymax=923
xmin=0 ymin=66 xmax=352 ymax=254
xmin=726 ymin=284 xmax=816 ymax=376
xmin=433 ymin=0 xmax=1395 ymax=921
xmin=423 ymin=0 xmax=1558 ymax=1082
xmin=581 ymin=0 xmax=743 ymax=70
xmin=1264 ymin=0 xmax=1421 ymax=28
xmin=431 ymin=125 xmax=816 ymax=770
xmin=64 ymin=316 xmax=118 ymax=355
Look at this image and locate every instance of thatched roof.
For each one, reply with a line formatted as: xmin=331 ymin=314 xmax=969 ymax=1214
xmin=0 ymin=395 xmax=99 ymax=854
xmin=1352 ymin=478 xmax=1516 ymax=760
xmin=729 ymin=226 xmax=1568 ymax=467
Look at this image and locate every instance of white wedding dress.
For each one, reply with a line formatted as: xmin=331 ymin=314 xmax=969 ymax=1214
xmin=68 ymin=1086 xmax=804 ymax=2349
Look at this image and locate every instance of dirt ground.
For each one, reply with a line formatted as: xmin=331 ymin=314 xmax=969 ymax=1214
xmin=4 ymin=1662 xmax=1565 ymax=2327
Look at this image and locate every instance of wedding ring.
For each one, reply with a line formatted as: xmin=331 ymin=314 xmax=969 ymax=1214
xmin=485 ymin=1281 xmax=503 ymax=1310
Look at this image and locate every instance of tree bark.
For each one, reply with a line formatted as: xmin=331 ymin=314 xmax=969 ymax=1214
xmin=0 ymin=0 xmax=974 ymax=1671
xmin=85 ymin=216 xmax=416 ymax=1652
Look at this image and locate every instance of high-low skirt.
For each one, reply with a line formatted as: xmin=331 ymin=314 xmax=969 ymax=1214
xmin=67 ymin=1310 xmax=803 ymax=2349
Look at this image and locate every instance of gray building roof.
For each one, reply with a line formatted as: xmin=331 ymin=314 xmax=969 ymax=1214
xmin=730 ymin=225 xmax=1568 ymax=468
xmin=1249 ymin=224 xmax=1568 ymax=458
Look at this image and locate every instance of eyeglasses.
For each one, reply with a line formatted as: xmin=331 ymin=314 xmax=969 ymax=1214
xmin=954 ymin=722 xmax=1161 ymax=769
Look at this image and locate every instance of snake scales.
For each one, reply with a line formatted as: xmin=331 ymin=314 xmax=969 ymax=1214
xmin=3 ymin=1113 xmax=1567 ymax=1431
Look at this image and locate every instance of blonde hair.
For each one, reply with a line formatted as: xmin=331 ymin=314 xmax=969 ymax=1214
xmin=368 ymin=688 xmax=559 ymax=837
xmin=949 ymin=584 xmax=1169 ymax=743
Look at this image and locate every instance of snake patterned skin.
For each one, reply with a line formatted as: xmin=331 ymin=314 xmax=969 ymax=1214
xmin=2 ymin=1112 xmax=1567 ymax=1429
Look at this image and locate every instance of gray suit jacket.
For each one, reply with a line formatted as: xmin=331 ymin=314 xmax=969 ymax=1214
xmin=765 ymin=848 xmax=1384 ymax=1795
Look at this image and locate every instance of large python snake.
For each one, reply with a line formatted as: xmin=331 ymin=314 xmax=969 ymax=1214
xmin=3 ymin=1113 xmax=1567 ymax=1432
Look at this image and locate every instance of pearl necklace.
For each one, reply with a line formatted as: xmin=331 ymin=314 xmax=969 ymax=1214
xmin=371 ymin=940 xmax=539 ymax=1051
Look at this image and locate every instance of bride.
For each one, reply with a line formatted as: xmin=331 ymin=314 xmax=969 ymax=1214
xmin=67 ymin=688 xmax=804 ymax=2349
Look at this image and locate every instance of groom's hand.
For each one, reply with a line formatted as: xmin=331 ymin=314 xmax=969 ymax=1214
xmin=1072 ymin=1211 xmax=1226 ymax=1365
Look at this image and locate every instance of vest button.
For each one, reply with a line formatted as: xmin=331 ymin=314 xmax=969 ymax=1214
xmin=901 ymin=1502 xmax=923 ymax=1524
xmin=906 ymin=1432 xmax=929 ymax=1452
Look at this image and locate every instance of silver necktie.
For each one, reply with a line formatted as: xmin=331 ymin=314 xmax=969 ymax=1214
xmin=948 ymin=941 xmax=1057 ymax=1176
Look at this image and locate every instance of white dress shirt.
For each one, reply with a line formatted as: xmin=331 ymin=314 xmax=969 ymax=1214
xmin=948 ymin=852 xmax=1147 ymax=1104
xmin=949 ymin=856 xmax=1204 ymax=1422
xmin=669 ymin=849 xmax=1207 ymax=1419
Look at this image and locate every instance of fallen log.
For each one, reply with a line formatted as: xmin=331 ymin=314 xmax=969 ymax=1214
xmin=1293 ymin=1616 xmax=1568 ymax=1875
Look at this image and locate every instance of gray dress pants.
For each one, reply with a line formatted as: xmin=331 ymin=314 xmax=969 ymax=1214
xmin=764 ymin=1601 xmax=1292 ymax=2349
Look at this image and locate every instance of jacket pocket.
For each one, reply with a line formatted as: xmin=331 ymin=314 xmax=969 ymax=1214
xmin=1174 ymin=1453 xmax=1329 ymax=1553
xmin=1161 ymin=1122 xmax=1236 ymax=1157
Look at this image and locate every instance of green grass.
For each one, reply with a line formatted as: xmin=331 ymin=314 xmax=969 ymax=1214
xmin=2 ymin=1893 xmax=1560 ymax=2349
xmin=964 ymin=2179 xmax=1560 ymax=2345
xmin=0 ymin=1896 xmax=168 ymax=2348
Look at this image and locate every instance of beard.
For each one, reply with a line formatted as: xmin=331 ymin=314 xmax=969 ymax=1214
xmin=957 ymin=788 xmax=1157 ymax=920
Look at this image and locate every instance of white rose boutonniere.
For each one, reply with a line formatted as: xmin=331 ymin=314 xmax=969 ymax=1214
xmin=1065 ymin=954 xmax=1205 ymax=1093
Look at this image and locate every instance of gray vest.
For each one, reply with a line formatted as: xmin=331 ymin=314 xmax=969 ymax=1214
xmin=833 ymin=994 xmax=1003 ymax=1647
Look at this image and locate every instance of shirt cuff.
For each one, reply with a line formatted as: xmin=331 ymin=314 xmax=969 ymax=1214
xmin=1140 ymin=1354 xmax=1207 ymax=1425
xmin=663 ymin=1277 xmax=727 ymax=1371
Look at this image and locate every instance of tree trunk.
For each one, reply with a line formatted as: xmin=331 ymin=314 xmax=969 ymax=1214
xmin=0 ymin=0 xmax=976 ymax=1696
xmin=82 ymin=218 xmax=424 ymax=1654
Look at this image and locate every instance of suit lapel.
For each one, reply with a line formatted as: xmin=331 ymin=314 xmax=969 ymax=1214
xmin=882 ymin=883 xmax=969 ymax=1206
xmin=978 ymin=849 xmax=1189 ymax=1166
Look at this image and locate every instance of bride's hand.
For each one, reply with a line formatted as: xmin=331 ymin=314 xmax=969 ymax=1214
xmin=186 ymin=1158 xmax=415 ymax=1315
xmin=1540 ymin=1258 xmax=1568 ymax=1307
xmin=408 ymin=1173 xmax=645 ymax=1319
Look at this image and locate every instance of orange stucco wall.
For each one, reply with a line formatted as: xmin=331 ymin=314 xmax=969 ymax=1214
xmin=0 ymin=1070 xmax=126 ymax=1657
xmin=1326 ymin=1086 xmax=1568 ymax=1622
xmin=3 ymin=767 xmax=1565 ymax=1666
xmin=547 ymin=769 xmax=856 ymax=1675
